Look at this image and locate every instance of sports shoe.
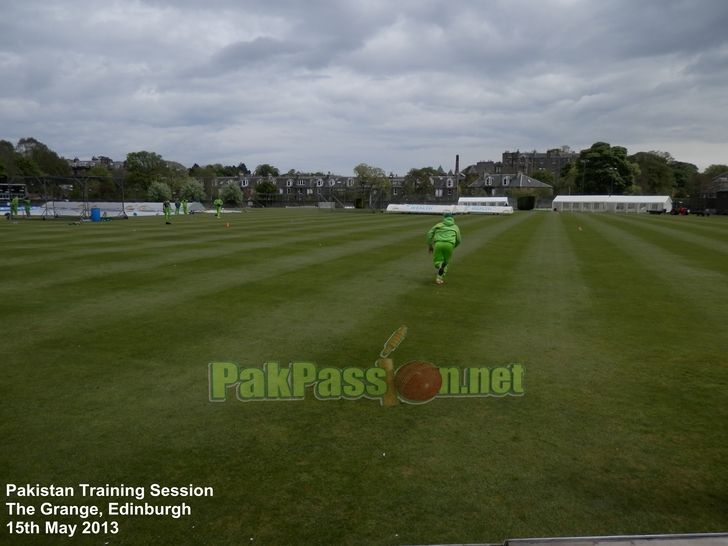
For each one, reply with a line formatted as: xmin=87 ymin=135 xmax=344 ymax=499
xmin=435 ymin=276 xmax=444 ymax=285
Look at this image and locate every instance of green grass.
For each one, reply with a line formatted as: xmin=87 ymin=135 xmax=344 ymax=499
xmin=1 ymin=210 xmax=727 ymax=545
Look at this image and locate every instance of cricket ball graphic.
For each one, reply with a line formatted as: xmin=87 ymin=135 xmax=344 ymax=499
xmin=394 ymin=360 xmax=442 ymax=403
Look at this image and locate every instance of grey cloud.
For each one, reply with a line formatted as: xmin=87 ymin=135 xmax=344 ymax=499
xmin=0 ymin=0 xmax=726 ymax=174
xmin=212 ymin=37 xmax=299 ymax=69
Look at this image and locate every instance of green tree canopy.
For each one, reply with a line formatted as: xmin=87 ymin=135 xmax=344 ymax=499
xmin=1 ymin=138 xmax=59 ymax=178
xmin=0 ymin=140 xmax=15 ymax=178
xmin=15 ymin=156 xmax=43 ymax=177
xmin=255 ymin=180 xmax=278 ymax=194
xmin=530 ymin=169 xmax=555 ymax=185
xmin=253 ymin=179 xmax=278 ymax=206
xmin=86 ymin=165 xmax=117 ymax=200
xmin=189 ymin=163 xmax=217 ymax=181
xmin=180 ymin=179 xmax=205 ymax=201
xmin=254 ymin=164 xmax=280 ymax=177
xmin=354 ymin=163 xmax=388 ymax=207
xmin=402 ymin=167 xmax=437 ymax=200
xmin=555 ymin=161 xmax=578 ymax=195
xmin=28 ymin=142 xmax=71 ymax=176
xmin=162 ymin=162 xmax=190 ymax=196
xmin=147 ymin=181 xmax=172 ymax=202
xmin=578 ymin=142 xmax=639 ymax=194
xmin=629 ymin=151 xmax=675 ymax=195
xmin=670 ymin=161 xmax=699 ymax=197
xmin=702 ymin=164 xmax=728 ymax=178
xmin=221 ymin=184 xmax=243 ymax=206
xmin=125 ymin=151 xmax=167 ymax=192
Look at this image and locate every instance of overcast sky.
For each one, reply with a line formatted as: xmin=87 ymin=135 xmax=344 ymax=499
xmin=1 ymin=0 xmax=727 ymax=175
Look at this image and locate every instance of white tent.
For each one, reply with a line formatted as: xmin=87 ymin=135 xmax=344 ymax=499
xmin=41 ymin=201 xmax=206 ymax=217
xmin=552 ymin=195 xmax=672 ymax=213
xmin=385 ymin=203 xmax=469 ymax=214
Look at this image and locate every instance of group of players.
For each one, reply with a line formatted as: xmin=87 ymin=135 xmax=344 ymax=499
xmin=5 ymin=196 xmax=31 ymax=219
xmin=161 ymin=197 xmax=225 ymax=224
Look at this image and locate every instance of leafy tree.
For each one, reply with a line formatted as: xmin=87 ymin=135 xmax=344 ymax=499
xmin=188 ymin=164 xmax=218 ymax=200
xmin=629 ymin=152 xmax=675 ymax=195
xmin=702 ymin=164 xmax=728 ymax=178
xmin=461 ymin=170 xmax=479 ymax=194
xmin=1 ymin=139 xmax=54 ymax=179
xmin=0 ymin=140 xmax=18 ymax=178
xmin=86 ymin=165 xmax=116 ymax=200
xmin=556 ymin=161 xmax=578 ymax=195
xmin=189 ymin=163 xmax=217 ymax=181
xmin=180 ymin=178 xmax=205 ymax=201
xmin=254 ymin=164 xmax=280 ymax=177
xmin=125 ymin=151 xmax=167 ymax=195
xmin=11 ymin=138 xmax=69 ymax=176
xmin=255 ymin=180 xmax=278 ymax=194
xmin=221 ymin=183 xmax=243 ymax=206
xmin=218 ymin=165 xmax=237 ymax=177
xmin=126 ymin=150 xmax=166 ymax=173
xmin=147 ymin=181 xmax=172 ymax=202
xmin=29 ymin=144 xmax=71 ymax=176
xmin=202 ymin=163 xmax=250 ymax=177
xmin=402 ymin=167 xmax=436 ymax=200
xmin=15 ymin=156 xmax=43 ymax=177
xmin=254 ymin=180 xmax=278 ymax=206
xmin=670 ymin=161 xmax=699 ymax=197
xmin=577 ymin=142 xmax=639 ymax=194
xmin=530 ymin=169 xmax=555 ymax=186
xmin=15 ymin=137 xmax=44 ymax=159
xmin=162 ymin=162 xmax=190 ymax=196
xmin=354 ymin=163 xmax=388 ymax=208
xmin=208 ymin=163 xmax=238 ymax=177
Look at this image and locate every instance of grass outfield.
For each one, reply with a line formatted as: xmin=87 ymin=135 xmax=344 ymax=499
xmin=1 ymin=209 xmax=727 ymax=545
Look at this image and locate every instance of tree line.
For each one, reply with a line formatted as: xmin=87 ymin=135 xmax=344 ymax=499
xmin=2 ymin=137 xmax=726 ymax=204
xmin=529 ymin=142 xmax=727 ymax=197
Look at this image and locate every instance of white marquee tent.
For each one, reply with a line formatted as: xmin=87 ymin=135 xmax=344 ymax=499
xmin=552 ymin=195 xmax=672 ymax=213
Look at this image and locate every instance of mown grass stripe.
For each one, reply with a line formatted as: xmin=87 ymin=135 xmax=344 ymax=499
xmin=602 ymin=213 xmax=728 ymax=255
xmin=557 ymin=213 xmax=728 ymax=531
xmin=3 ymin=229 xmax=427 ymax=345
xmin=646 ymin=212 xmax=728 ymax=237
xmin=579 ymin=214 xmax=727 ymax=326
xmin=0 ymin=211 xmax=428 ymax=270
xmin=0 ymin=214 xmax=432 ymax=293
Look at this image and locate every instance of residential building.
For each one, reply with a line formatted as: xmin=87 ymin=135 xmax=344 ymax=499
xmin=501 ymin=148 xmax=577 ymax=182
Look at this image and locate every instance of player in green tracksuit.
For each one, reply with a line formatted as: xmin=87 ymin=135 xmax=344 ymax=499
xmin=426 ymin=212 xmax=461 ymax=285
xmin=10 ymin=196 xmax=19 ymax=219
xmin=163 ymin=200 xmax=172 ymax=224
xmin=213 ymin=198 xmax=223 ymax=218
xmin=181 ymin=198 xmax=188 ymax=215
